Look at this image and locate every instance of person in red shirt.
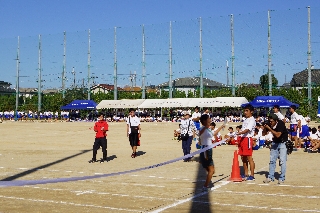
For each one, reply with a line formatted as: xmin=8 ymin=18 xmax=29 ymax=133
xmin=89 ymin=112 xmax=109 ymax=163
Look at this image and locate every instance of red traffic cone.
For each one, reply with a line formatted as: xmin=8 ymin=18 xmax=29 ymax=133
xmin=228 ymin=150 xmax=242 ymax=182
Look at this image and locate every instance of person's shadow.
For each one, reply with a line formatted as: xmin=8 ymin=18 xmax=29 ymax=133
xmin=106 ymin=155 xmax=117 ymax=162
xmin=135 ymin=151 xmax=146 ymax=157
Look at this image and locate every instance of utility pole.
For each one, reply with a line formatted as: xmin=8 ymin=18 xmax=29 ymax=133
xmin=87 ymin=29 xmax=91 ymax=100
xmin=114 ymin=27 xmax=118 ymax=100
xmin=199 ymin=17 xmax=203 ymax=98
xmin=169 ymin=21 xmax=173 ymax=99
xmin=268 ymin=10 xmax=272 ymax=96
xmin=62 ymin=31 xmax=66 ymax=98
xmin=15 ymin=36 xmax=20 ymax=121
xmin=72 ymin=67 xmax=76 ymax=89
xmin=142 ymin=24 xmax=146 ymax=99
xmin=38 ymin=34 xmax=42 ymax=113
xmin=230 ymin=14 xmax=235 ymax=96
xmin=307 ymin=6 xmax=312 ymax=112
xmin=226 ymin=60 xmax=229 ymax=86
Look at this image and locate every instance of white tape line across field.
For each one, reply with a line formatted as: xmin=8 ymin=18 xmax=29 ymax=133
xmin=0 ymin=140 xmax=224 ymax=188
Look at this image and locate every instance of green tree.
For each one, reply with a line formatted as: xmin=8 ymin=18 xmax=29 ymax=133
xmin=259 ymin=74 xmax=278 ymax=90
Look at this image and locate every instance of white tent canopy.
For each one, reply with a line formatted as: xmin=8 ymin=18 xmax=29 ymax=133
xmin=187 ymin=98 xmax=217 ymax=107
xmin=96 ymin=97 xmax=248 ymax=109
xmin=160 ymin=98 xmax=192 ymax=108
xmin=138 ymin=99 xmax=166 ymax=108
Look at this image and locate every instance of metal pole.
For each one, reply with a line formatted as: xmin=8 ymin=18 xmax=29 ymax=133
xmin=268 ymin=10 xmax=272 ymax=96
xmin=226 ymin=60 xmax=229 ymax=86
xmin=114 ymin=27 xmax=118 ymax=100
xmin=142 ymin=24 xmax=146 ymax=99
xmin=15 ymin=36 xmax=20 ymax=121
xmin=62 ymin=31 xmax=66 ymax=98
xmin=72 ymin=67 xmax=76 ymax=89
xmin=169 ymin=21 xmax=173 ymax=99
xmin=231 ymin=14 xmax=235 ymax=96
xmin=87 ymin=29 xmax=91 ymax=100
xmin=199 ymin=17 xmax=203 ymax=98
xmin=38 ymin=34 xmax=42 ymax=113
xmin=307 ymin=6 xmax=312 ymax=111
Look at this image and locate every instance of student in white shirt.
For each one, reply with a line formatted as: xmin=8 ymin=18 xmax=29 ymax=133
xmin=198 ymin=113 xmax=225 ymax=191
xmin=237 ymin=104 xmax=256 ymax=181
xmin=127 ymin=108 xmax=141 ymax=158
xmin=273 ymin=105 xmax=286 ymax=123
xmin=289 ymin=105 xmax=299 ymax=149
xmin=192 ymin=106 xmax=201 ymax=130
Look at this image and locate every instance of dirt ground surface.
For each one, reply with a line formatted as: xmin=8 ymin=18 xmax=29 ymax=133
xmin=0 ymin=121 xmax=319 ymax=213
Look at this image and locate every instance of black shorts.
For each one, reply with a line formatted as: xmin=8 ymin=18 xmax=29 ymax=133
xmin=94 ymin=137 xmax=107 ymax=150
xmin=200 ymin=148 xmax=214 ymax=168
xmin=129 ymin=133 xmax=139 ymax=146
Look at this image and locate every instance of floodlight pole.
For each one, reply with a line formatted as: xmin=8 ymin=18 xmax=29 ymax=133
xmin=87 ymin=29 xmax=91 ymax=100
xmin=114 ymin=27 xmax=118 ymax=100
xmin=199 ymin=17 xmax=203 ymax=98
xmin=307 ymin=6 xmax=312 ymax=111
xmin=268 ymin=10 xmax=272 ymax=96
xmin=15 ymin=36 xmax=20 ymax=121
xmin=230 ymin=14 xmax=235 ymax=96
xmin=226 ymin=60 xmax=229 ymax=86
xmin=169 ymin=21 xmax=173 ymax=99
xmin=142 ymin=24 xmax=146 ymax=99
xmin=62 ymin=31 xmax=66 ymax=98
xmin=38 ymin=34 xmax=42 ymax=113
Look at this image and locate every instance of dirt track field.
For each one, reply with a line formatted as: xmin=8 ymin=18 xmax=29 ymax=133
xmin=0 ymin=121 xmax=319 ymax=213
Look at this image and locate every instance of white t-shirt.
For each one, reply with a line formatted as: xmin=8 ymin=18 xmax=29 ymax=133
xmin=192 ymin=112 xmax=201 ymax=120
xmin=127 ymin=116 xmax=141 ymax=134
xmin=274 ymin=112 xmax=284 ymax=120
xmin=227 ymin=131 xmax=236 ymax=138
xmin=213 ymin=128 xmax=221 ymax=139
xmin=241 ymin=116 xmax=256 ymax=138
xmin=199 ymin=127 xmax=213 ymax=146
xmin=265 ymin=132 xmax=273 ymax=141
xmin=310 ymin=133 xmax=318 ymax=140
xmin=290 ymin=112 xmax=298 ymax=124
xmin=297 ymin=115 xmax=307 ymax=126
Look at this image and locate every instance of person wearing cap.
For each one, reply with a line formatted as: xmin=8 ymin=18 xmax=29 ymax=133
xmin=192 ymin=106 xmax=201 ymax=130
xmin=88 ymin=112 xmax=109 ymax=163
xmin=263 ymin=113 xmax=288 ymax=184
xmin=273 ymin=105 xmax=286 ymax=123
xmin=289 ymin=105 xmax=299 ymax=149
xmin=180 ymin=110 xmax=197 ymax=162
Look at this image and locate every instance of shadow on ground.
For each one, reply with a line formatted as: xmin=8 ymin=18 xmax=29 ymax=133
xmin=1 ymin=149 xmax=91 ymax=181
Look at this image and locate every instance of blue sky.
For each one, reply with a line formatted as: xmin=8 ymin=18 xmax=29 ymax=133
xmin=0 ymin=0 xmax=320 ymax=89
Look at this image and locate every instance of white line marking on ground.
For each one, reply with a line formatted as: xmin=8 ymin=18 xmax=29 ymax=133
xmin=18 ymin=168 xmax=28 ymax=170
xmin=256 ymin=183 xmax=315 ymax=188
xmin=0 ymin=167 xmax=4 ymax=169
xmin=0 ymin=195 xmax=140 ymax=212
xmin=150 ymin=181 xmax=230 ymax=213
xmin=94 ymin=173 xmax=104 ymax=175
xmin=65 ymin=171 xmax=72 ymax=173
xmin=215 ymin=190 xmax=320 ymax=199
xmin=192 ymin=201 xmax=320 ymax=212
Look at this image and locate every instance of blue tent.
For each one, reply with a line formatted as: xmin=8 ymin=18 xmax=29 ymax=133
xmin=60 ymin=100 xmax=97 ymax=110
xmin=241 ymin=96 xmax=299 ymax=108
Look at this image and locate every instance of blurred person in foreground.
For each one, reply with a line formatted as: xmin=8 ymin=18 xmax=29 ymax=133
xmin=88 ymin=112 xmax=109 ymax=163
xmin=263 ymin=113 xmax=288 ymax=184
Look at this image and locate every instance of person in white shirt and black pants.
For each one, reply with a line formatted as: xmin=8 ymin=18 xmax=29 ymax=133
xmin=180 ymin=111 xmax=197 ymax=162
xmin=127 ymin=108 xmax=141 ymax=158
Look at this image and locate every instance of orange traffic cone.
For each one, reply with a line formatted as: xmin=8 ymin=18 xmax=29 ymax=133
xmin=228 ymin=150 xmax=242 ymax=182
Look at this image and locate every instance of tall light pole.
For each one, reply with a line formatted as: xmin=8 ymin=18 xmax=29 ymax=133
xmin=87 ymin=29 xmax=91 ymax=100
xmin=199 ymin=17 xmax=203 ymax=98
xmin=268 ymin=10 xmax=272 ymax=96
xmin=38 ymin=34 xmax=42 ymax=113
xmin=62 ymin=31 xmax=66 ymax=98
xmin=142 ymin=24 xmax=146 ymax=99
xmin=226 ymin=60 xmax=229 ymax=86
xmin=114 ymin=27 xmax=118 ymax=100
xmin=307 ymin=6 xmax=312 ymax=112
xmin=169 ymin=21 xmax=173 ymax=99
xmin=230 ymin=14 xmax=235 ymax=96
xmin=72 ymin=67 xmax=76 ymax=89
xmin=15 ymin=36 xmax=20 ymax=121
